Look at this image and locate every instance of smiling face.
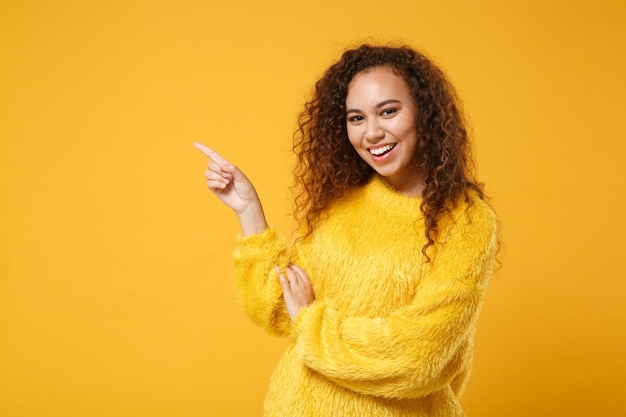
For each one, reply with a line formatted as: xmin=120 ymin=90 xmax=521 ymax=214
xmin=345 ymin=66 xmax=423 ymax=196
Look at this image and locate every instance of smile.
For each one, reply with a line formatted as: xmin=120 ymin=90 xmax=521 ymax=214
xmin=369 ymin=144 xmax=396 ymax=156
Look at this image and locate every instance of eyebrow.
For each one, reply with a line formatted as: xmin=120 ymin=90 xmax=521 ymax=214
xmin=346 ymin=99 xmax=401 ymax=115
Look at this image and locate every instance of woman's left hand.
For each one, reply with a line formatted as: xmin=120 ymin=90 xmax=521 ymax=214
xmin=276 ymin=264 xmax=315 ymax=322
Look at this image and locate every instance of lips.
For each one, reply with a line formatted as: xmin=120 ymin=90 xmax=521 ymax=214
xmin=368 ymin=144 xmax=396 ymax=157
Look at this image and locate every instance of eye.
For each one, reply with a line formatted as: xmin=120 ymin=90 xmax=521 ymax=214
xmin=347 ymin=115 xmax=365 ymax=123
xmin=381 ymin=108 xmax=398 ymax=117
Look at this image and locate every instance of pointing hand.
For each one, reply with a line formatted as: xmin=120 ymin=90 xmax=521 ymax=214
xmin=194 ymin=142 xmax=261 ymax=217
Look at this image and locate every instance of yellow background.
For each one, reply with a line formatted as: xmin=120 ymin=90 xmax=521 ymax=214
xmin=1 ymin=1 xmax=624 ymax=416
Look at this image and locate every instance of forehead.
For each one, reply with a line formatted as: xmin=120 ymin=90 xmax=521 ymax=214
xmin=346 ymin=67 xmax=412 ymax=104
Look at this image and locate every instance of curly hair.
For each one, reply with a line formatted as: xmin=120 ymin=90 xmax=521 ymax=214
xmin=293 ymin=44 xmax=485 ymax=258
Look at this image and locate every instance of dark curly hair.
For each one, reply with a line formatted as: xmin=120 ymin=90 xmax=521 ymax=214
xmin=293 ymin=44 xmax=485 ymax=258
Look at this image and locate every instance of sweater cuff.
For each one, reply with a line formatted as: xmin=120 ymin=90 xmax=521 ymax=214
xmin=235 ymin=225 xmax=276 ymax=245
xmin=290 ymin=300 xmax=326 ymax=339
xmin=233 ymin=226 xmax=281 ymax=259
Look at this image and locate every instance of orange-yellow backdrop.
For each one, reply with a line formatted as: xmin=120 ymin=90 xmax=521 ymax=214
xmin=1 ymin=1 xmax=624 ymax=416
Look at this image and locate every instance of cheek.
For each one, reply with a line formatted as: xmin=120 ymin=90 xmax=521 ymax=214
xmin=346 ymin=126 xmax=361 ymax=149
xmin=393 ymin=120 xmax=418 ymax=147
xmin=390 ymin=117 xmax=415 ymax=136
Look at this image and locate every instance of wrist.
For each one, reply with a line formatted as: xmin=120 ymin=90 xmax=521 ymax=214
xmin=237 ymin=202 xmax=268 ymax=236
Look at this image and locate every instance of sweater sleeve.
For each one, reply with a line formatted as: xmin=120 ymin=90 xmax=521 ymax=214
xmin=232 ymin=226 xmax=291 ymax=336
xmin=291 ymin=205 xmax=498 ymax=399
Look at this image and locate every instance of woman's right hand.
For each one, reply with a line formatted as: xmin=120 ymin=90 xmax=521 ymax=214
xmin=194 ymin=142 xmax=267 ymax=235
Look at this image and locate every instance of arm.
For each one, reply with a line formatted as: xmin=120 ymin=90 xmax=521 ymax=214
xmin=232 ymin=227 xmax=293 ymax=336
xmin=195 ymin=143 xmax=292 ymax=335
xmin=235 ymin=239 xmax=315 ymax=334
xmin=291 ymin=205 xmax=498 ymax=399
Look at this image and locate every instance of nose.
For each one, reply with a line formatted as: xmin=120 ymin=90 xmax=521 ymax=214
xmin=364 ymin=120 xmax=384 ymax=143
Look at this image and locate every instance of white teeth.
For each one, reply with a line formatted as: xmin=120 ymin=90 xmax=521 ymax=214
xmin=369 ymin=144 xmax=395 ymax=156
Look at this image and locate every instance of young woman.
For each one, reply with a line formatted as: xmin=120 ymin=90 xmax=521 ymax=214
xmin=195 ymin=44 xmax=498 ymax=417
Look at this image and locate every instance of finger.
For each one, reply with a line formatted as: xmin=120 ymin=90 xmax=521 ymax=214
xmin=219 ymin=162 xmax=246 ymax=183
xmin=285 ymin=267 xmax=300 ymax=287
xmin=207 ymin=159 xmax=230 ymax=179
xmin=204 ymin=169 xmax=229 ymax=186
xmin=194 ymin=142 xmax=229 ymax=164
xmin=206 ymin=179 xmax=229 ymax=190
xmin=289 ymin=264 xmax=310 ymax=284
xmin=275 ymin=267 xmax=290 ymax=289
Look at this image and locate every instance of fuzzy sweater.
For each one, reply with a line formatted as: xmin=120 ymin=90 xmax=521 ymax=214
xmin=232 ymin=175 xmax=498 ymax=417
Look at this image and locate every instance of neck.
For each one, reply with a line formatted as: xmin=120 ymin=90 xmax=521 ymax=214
xmin=382 ymin=173 xmax=424 ymax=197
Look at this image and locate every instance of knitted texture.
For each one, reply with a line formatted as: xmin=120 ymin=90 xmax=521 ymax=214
xmin=232 ymin=175 xmax=498 ymax=417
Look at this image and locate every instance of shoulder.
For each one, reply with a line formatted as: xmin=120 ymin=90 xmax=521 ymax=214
xmin=437 ymin=189 xmax=498 ymax=253
xmin=424 ymin=190 xmax=498 ymax=281
xmin=455 ymin=189 xmax=497 ymax=230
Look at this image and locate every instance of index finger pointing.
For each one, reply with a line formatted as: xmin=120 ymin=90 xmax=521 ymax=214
xmin=193 ymin=142 xmax=229 ymax=164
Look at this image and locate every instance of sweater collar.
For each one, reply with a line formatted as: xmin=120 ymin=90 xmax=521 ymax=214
xmin=363 ymin=175 xmax=424 ymax=216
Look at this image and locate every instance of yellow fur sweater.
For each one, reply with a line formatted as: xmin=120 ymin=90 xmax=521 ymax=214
xmin=232 ymin=175 xmax=498 ymax=416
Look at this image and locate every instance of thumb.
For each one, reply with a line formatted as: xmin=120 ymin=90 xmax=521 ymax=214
xmin=221 ymin=162 xmax=249 ymax=183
